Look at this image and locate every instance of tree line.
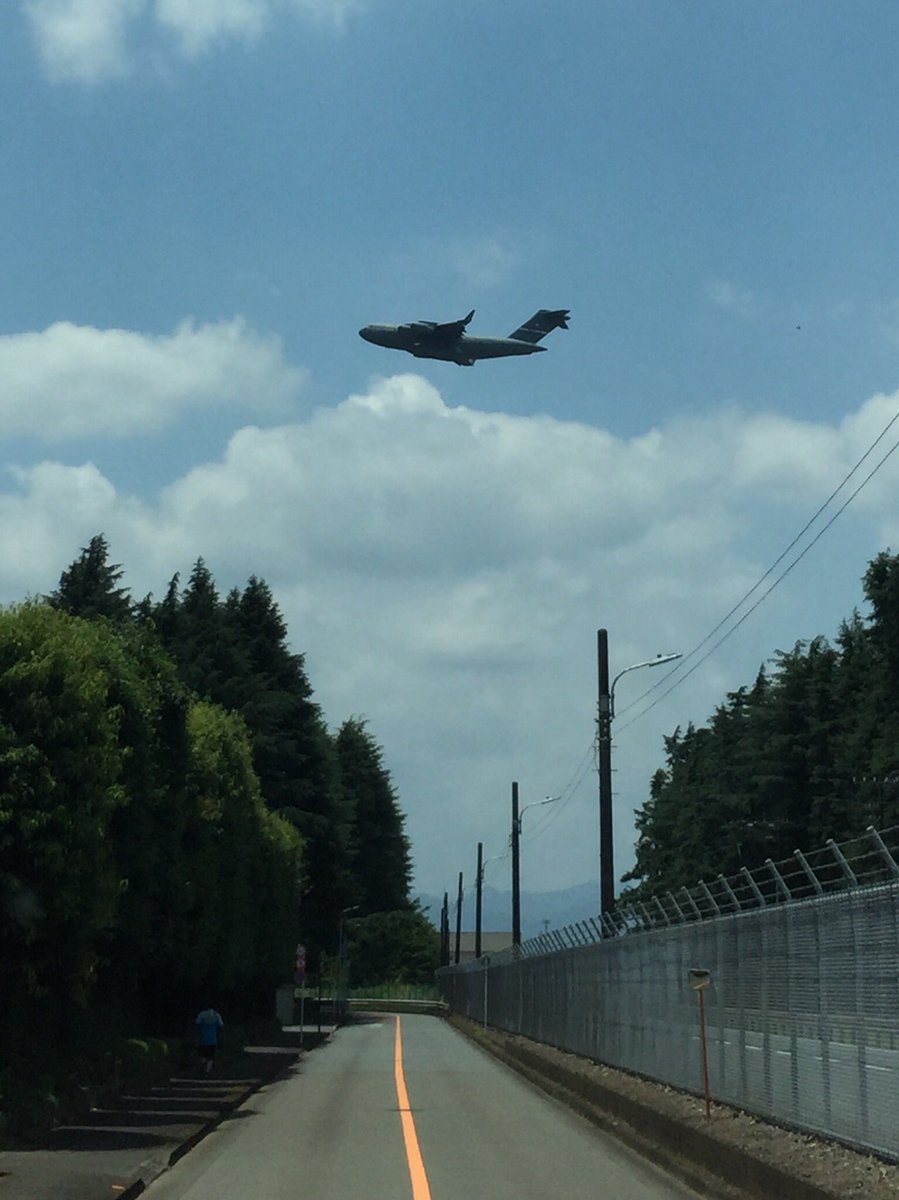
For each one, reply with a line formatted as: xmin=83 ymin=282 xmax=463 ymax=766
xmin=623 ymin=550 xmax=899 ymax=900
xmin=0 ymin=535 xmax=436 ymax=1096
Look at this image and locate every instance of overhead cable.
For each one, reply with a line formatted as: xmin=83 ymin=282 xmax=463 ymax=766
xmin=617 ymin=424 xmax=899 ymax=732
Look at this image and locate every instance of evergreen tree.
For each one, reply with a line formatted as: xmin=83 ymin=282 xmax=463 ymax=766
xmin=347 ymin=906 xmax=439 ymax=987
xmin=627 ymin=550 xmax=899 ymax=897
xmin=50 ymin=533 xmax=132 ymax=621
xmin=338 ymin=718 xmax=412 ymax=914
xmin=150 ymin=565 xmax=355 ymax=958
xmin=162 ymin=560 xmax=251 ymax=711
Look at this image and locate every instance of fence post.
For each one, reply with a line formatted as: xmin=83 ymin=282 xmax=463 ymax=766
xmin=652 ymin=896 xmax=671 ymax=925
xmin=741 ymin=866 xmax=766 ymax=906
xmin=827 ymin=838 xmax=859 ymax=887
xmin=601 ymin=913 xmax=619 ymax=938
xmin=682 ymin=886 xmax=703 ymax=920
xmin=699 ymin=879 xmax=722 ymax=914
xmin=482 ymin=955 xmax=490 ymax=1029
xmin=716 ymin=873 xmax=740 ymax=911
xmin=867 ymin=825 xmax=899 ymax=879
xmin=795 ymin=848 xmax=824 ymax=895
xmin=766 ymin=858 xmax=792 ymax=902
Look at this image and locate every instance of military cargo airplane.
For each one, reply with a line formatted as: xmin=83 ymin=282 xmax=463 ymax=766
xmin=359 ymin=308 xmax=569 ymax=366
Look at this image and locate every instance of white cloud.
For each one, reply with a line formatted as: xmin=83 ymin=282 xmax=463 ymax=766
xmin=0 ymin=318 xmax=305 ymax=439
xmin=24 ymin=0 xmax=142 ymax=84
xmin=733 ymin=391 xmax=899 ymax=506
xmin=22 ymin=0 xmax=357 ymax=82
xmin=155 ymin=0 xmax=356 ymax=57
xmin=2 ymin=370 xmax=898 ymax=894
xmin=153 ymin=0 xmax=269 ymax=56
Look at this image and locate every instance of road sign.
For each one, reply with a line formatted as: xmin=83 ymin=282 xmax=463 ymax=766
xmin=689 ymin=968 xmax=711 ymax=991
xmin=688 ymin=968 xmax=713 ymax=1117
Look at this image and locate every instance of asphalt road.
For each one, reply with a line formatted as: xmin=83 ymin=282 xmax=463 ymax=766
xmin=143 ymin=1014 xmax=704 ymax=1200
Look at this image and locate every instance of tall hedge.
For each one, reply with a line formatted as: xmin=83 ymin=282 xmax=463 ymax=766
xmin=0 ymin=602 xmax=304 ymax=1073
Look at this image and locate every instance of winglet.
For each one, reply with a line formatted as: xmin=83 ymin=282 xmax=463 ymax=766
xmin=463 ymin=309 xmax=475 ymax=326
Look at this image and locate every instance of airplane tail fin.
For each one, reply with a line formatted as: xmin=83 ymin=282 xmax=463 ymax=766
xmin=508 ymin=309 xmax=570 ymax=344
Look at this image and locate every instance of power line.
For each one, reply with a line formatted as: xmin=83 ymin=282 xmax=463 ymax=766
xmin=617 ymin=425 xmax=899 ymax=732
xmin=614 ymin=403 xmax=897 ymax=720
xmin=520 ymin=740 xmax=596 ymax=847
xmin=517 ymin=400 xmax=899 ymax=864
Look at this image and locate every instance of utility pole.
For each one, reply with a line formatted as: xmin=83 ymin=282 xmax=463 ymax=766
xmin=597 ymin=629 xmax=614 ymax=917
xmin=454 ymin=872 xmax=463 ymax=965
xmin=440 ymin=891 xmax=449 ymax=966
xmin=475 ymin=842 xmax=483 ymax=958
xmin=511 ymin=781 xmax=521 ymax=947
xmin=596 ymin=632 xmax=682 ymax=918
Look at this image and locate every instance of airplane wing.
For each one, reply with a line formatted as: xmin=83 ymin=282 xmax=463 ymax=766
xmin=413 ymin=310 xmax=475 ymax=340
xmin=508 ymin=309 xmax=570 ymax=343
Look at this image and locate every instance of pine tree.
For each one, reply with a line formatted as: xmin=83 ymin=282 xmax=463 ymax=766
xmin=50 ymin=534 xmax=132 ymax=621
xmin=150 ymin=566 xmax=355 ymax=957
xmin=338 ymin=718 xmax=412 ymax=914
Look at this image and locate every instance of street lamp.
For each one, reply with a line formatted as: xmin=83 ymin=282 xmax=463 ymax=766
xmin=475 ymin=845 xmax=509 ymax=959
xmin=511 ymin=786 xmax=559 ymax=947
xmin=611 ymin=654 xmax=682 ymax=718
xmin=597 ymin=629 xmax=681 ymax=916
xmin=337 ymin=905 xmax=358 ymax=1022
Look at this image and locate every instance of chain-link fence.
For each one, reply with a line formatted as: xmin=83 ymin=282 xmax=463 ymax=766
xmin=438 ymin=826 xmax=899 ymax=1160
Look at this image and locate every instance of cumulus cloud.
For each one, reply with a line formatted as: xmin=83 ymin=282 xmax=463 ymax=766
xmin=2 ymin=371 xmax=898 ymax=892
xmin=0 ymin=317 xmax=304 ymax=439
xmin=156 ymin=0 xmax=356 ymax=57
xmin=24 ymin=0 xmax=142 ymax=84
xmin=733 ymin=391 xmax=899 ymax=507
xmin=22 ymin=0 xmax=357 ymax=83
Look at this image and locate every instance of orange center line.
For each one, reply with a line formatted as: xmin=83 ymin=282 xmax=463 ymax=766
xmin=393 ymin=1015 xmax=433 ymax=1200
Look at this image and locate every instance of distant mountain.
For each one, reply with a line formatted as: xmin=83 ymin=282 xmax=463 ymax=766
xmin=414 ymin=880 xmax=599 ymax=941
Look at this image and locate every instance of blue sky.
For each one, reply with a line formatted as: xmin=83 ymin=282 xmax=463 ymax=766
xmin=4 ymin=1 xmax=899 ymax=914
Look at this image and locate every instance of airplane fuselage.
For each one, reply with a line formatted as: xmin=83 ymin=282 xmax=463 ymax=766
xmin=359 ymin=308 xmax=568 ymax=366
xmin=358 ymin=325 xmax=546 ymax=366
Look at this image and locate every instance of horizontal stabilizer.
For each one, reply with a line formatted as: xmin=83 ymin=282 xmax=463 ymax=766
xmin=509 ymin=309 xmax=570 ymax=344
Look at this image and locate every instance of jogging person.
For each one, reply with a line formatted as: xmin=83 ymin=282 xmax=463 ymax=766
xmin=195 ymin=1006 xmax=224 ymax=1075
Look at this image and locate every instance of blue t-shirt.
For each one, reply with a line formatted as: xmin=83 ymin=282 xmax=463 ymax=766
xmin=196 ymin=1008 xmax=224 ymax=1046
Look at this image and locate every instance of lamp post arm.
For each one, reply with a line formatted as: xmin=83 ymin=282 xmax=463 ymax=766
xmin=610 ymin=653 xmax=682 ymax=719
xmin=516 ymin=794 xmax=560 ymax=832
xmin=478 ymin=851 xmax=508 ymax=885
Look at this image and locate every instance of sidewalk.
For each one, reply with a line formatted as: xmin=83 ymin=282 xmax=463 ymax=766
xmin=0 ymin=1027 xmax=330 ymax=1200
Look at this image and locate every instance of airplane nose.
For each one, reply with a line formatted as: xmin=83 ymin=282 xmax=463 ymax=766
xmin=359 ymin=326 xmax=376 ymax=343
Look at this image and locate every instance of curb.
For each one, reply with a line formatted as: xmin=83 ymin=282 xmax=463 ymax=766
xmin=116 ymin=1052 xmax=302 ymax=1198
xmin=448 ymin=1017 xmax=842 ymax=1200
xmin=166 ymin=1081 xmax=258 ymax=1169
xmin=116 ymin=1182 xmax=146 ymax=1200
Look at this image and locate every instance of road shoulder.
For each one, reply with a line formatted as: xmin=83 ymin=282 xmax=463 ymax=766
xmin=446 ymin=1015 xmax=899 ymax=1200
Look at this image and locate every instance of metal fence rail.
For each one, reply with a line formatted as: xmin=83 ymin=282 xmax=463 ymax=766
xmin=493 ymin=824 xmax=899 ymax=961
xmin=438 ymin=826 xmax=899 ymax=1160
